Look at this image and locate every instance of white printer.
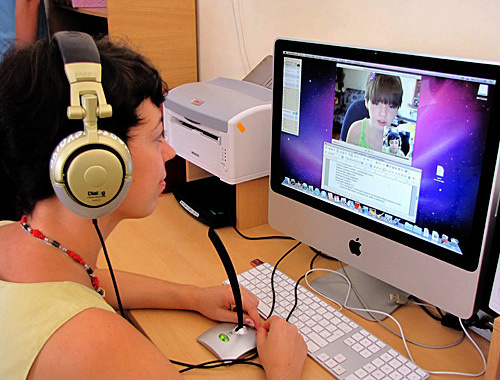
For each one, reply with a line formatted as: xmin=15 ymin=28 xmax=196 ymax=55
xmin=163 ymin=77 xmax=272 ymax=184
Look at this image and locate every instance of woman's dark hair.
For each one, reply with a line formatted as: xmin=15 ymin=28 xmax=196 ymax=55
xmin=0 ymin=36 xmax=167 ymax=218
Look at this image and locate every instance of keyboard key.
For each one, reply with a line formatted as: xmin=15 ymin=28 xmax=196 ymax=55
xmin=360 ymin=338 xmax=372 ymax=347
xmin=390 ymin=373 xmax=404 ymax=380
xmin=368 ymin=344 xmax=381 ymax=354
xmin=351 ymin=343 xmax=364 ymax=352
xmin=346 ymin=375 xmax=362 ymax=380
xmin=309 ymin=331 xmax=328 ymax=348
xmin=352 ymin=332 xmax=364 ymax=341
xmin=416 ymin=368 xmax=428 ymax=377
xmin=325 ymin=358 xmax=338 ymax=368
xmin=306 ymin=340 xmax=320 ymax=353
xmin=408 ymin=374 xmax=424 ymax=380
xmin=333 ymin=364 xmax=347 ymax=376
xmin=258 ymin=301 xmax=271 ymax=317
xmin=354 ymin=368 xmax=368 ymax=377
xmin=364 ymin=363 xmax=377 ymax=373
xmin=381 ymin=352 xmax=393 ymax=362
xmin=360 ymin=349 xmax=373 ymax=358
xmin=381 ymin=364 xmax=394 ymax=374
xmin=317 ymin=352 xmax=330 ymax=362
xmin=333 ymin=353 xmax=347 ymax=363
xmin=407 ymin=361 xmax=418 ymax=370
xmin=398 ymin=366 xmax=412 ymax=376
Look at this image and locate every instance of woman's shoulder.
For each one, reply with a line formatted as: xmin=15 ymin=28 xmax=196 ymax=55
xmin=28 ymin=308 xmax=181 ymax=379
xmin=0 ymin=222 xmax=22 ymax=270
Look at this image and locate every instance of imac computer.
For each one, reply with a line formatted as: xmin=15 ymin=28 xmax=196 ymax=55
xmin=268 ymin=38 xmax=500 ymax=319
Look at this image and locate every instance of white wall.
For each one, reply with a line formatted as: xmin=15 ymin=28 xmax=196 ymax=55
xmin=197 ymin=0 xmax=500 ymax=81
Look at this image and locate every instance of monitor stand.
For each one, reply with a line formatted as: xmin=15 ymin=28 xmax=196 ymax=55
xmin=310 ymin=265 xmax=409 ymax=321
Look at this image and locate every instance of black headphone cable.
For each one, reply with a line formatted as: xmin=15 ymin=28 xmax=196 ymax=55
xmin=92 ymin=218 xmax=126 ymax=318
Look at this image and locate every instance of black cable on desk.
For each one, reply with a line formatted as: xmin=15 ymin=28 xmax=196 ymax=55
xmin=170 ymin=352 xmax=263 ymax=373
xmin=267 ymin=242 xmax=333 ymax=320
xmin=309 ymin=246 xmax=338 ymax=269
xmin=286 ymin=274 xmax=306 ymax=322
xmin=409 ymin=295 xmax=444 ymax=321
xmin=229 ymin=214 xmax=295 ymax=241
xmin=285 ymin=248 xmax=336 ymax=322
xmin=266 ymin=241 xmax=302 ymax=319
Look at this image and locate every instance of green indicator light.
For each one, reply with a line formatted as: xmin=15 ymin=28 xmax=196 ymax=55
xmin=209 ymin=209 xmax=217 ymax=216
xmin=218 ymin=333 xmax=229 ymax=342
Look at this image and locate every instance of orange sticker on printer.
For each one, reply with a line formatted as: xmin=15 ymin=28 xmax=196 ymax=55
xmin=237 ymin=122 xmax=246 ymax=133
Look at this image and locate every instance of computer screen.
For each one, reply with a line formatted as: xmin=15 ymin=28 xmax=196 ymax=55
xmin=269 ymin=38 xmax=500 ymax=319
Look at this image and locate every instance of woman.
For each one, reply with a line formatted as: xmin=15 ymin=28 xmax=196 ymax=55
xmin=0 ymin=36 xmax=306 ymax=379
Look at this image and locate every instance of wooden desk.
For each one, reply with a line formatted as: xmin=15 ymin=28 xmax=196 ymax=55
xmin=100 ymin=194 xmax=491 ymax=379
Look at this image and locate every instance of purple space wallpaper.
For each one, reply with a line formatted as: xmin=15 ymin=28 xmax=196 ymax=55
xmin=411 ymin=76 xmax=491 ymax=237
xmin=279 ymin=58 xmax=336 ymax=188
xmin=278 ymin=57 xmax=494 ymax=248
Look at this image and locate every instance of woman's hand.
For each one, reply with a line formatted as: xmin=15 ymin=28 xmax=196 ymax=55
xmin=193 ymin=284 xmax=261 ymax=328
xmin=257 ymin=316 xmax=307 ymax=380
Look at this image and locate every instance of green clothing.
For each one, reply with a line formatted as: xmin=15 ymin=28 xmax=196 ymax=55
xmin=358 ymin=118 xmax=374 ymax=150
xmin=0 ymin=280 xmax=115 ymax=379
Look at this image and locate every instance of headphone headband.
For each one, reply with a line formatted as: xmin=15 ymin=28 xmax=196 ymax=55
xmin=54 ymin=32 xmax=112 ymax=120
xmin=53 ymin=32 xmax=100 ymax=64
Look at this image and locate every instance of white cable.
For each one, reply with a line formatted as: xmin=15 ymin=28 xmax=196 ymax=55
xmin=426 ymin=318 xmax=487 ymax=377
xmin=304 ymin=268 xmax=414 ymax=362
xmin=303 ymin=268 xmax=487 ymax=377
xmin=304 ymin=268 xmax=346 ymax=311
xmin=231 ymin=0 xmax=251 ymax=74
xmin=338 ymin=264 xmax=466 ymax=350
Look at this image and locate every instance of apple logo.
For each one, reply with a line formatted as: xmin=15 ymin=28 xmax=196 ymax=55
xmin=348 ymin=238 xmax=362 ymax=256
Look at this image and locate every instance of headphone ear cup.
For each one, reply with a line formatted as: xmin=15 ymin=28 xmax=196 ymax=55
xmin=50 ymin=130 xmax=133 ymax=219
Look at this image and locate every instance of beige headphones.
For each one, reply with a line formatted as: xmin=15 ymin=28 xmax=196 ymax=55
xmin=49 ymin=32 xmax=132 ymax=219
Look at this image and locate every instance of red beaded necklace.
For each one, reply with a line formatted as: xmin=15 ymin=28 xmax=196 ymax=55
xmin=20 ymin=215 xmax=105 ymax=298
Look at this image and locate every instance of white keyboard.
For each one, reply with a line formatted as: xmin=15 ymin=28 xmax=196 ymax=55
xmin=229 ymin=263 xmax=429 ymax=380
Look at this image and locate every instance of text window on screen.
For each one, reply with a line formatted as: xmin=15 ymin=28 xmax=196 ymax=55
xmin=281 ymin=57 xmax=302 ymax=136
xmin=321 ymin=141 xmax=422 ymax=222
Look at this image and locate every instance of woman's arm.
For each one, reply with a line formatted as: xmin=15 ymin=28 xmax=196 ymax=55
xmin=28 ymin=308 xmax=182 ymax=380
xmin=94 ymin=269 xmax=261 ymax=328
xmin=15 ymin=0 xmax=40 ymax=46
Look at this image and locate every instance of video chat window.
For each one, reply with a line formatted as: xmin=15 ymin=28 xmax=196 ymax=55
xmin=323 ymin=66 xmax=424 ymax=222
xmin=335 ymin=65 xmax=422 ymax=166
